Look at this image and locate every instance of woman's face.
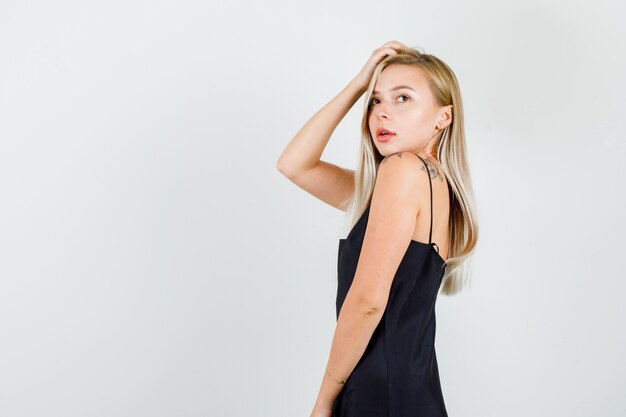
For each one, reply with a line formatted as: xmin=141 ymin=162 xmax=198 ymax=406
xmin=368 ymin=64 xmax=444 ymax=157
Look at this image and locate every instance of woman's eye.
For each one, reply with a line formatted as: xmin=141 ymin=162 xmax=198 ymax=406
xmin=370 ymin=95 xmax=409 ymax=106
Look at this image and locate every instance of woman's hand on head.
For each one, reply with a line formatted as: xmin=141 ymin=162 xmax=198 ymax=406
xmin=353 ymin=40 xmax=410 ymax=90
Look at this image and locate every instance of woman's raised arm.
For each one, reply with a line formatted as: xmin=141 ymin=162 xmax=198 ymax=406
xmin=276 ymin=77 xmax=366 ymax=211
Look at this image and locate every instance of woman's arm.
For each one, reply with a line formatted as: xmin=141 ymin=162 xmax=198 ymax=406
xmin=312 ymin=293 xmax=386 ymax=410
xmin=277 ymin=39 xmax=408 ymax=176
xmin=276 ymin=78 xmax=366 ymax=211
xmin=276 ymin=77 xmax=366 ymax=177
xmin=311 ymin=152 xmax=423 ymax=412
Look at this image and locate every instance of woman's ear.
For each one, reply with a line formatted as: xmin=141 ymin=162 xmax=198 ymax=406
xmin=438 ymin=106 xmax=453 ymax=129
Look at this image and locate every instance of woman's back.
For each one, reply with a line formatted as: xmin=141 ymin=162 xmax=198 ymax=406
xmin=410 ymin=157 xmax=450 ymax=261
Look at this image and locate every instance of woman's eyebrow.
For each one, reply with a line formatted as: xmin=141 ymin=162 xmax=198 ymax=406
xmin=372 ymin=85 xmax=416 ymax=95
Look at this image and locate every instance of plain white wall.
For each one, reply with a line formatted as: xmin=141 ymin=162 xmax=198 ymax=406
xmin=1 ymin=1 xmax=625 ymax=416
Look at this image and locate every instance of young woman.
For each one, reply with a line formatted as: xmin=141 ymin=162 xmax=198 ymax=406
xmin=277 ymin=40 xmax=478 ymax=417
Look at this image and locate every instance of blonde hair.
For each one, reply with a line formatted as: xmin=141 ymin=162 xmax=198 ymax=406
xmin=342 ymin=46 xmax=479 ymax=295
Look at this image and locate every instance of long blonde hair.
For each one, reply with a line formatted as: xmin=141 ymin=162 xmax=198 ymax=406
xmin=342 ymin=46 xmax=479 ymax=295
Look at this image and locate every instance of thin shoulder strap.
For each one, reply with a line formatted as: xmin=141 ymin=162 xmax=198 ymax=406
xmin=415 ymin=155 xmax=434 ymax=246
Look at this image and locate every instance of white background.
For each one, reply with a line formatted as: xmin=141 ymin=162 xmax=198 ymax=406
xmin=1 ymin=1 xmax=625 ymax=416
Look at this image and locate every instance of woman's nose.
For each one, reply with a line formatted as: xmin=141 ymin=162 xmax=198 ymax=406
xmin=375 ymin=102 xmax=390 ymax=118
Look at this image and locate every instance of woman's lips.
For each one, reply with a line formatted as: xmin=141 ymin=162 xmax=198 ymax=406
xmin=377 ymin=133 xmax=396 ymax=142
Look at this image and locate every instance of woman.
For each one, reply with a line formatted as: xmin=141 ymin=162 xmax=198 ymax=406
xmin=277 ymin=40 xmax=479 ymax=417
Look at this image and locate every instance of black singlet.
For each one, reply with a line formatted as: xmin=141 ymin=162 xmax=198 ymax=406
xmin=332 ymin=155 xmax=448 ymax=417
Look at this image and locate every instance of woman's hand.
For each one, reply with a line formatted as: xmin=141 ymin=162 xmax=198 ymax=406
xmin=353 ymin=40 xmax=411 ymax=91
xmin=308 ymin=402 xmax=333 ymax=417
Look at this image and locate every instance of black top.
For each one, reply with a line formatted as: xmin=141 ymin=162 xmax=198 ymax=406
xmin=332 ymin=155 xmax=448 ymax=417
